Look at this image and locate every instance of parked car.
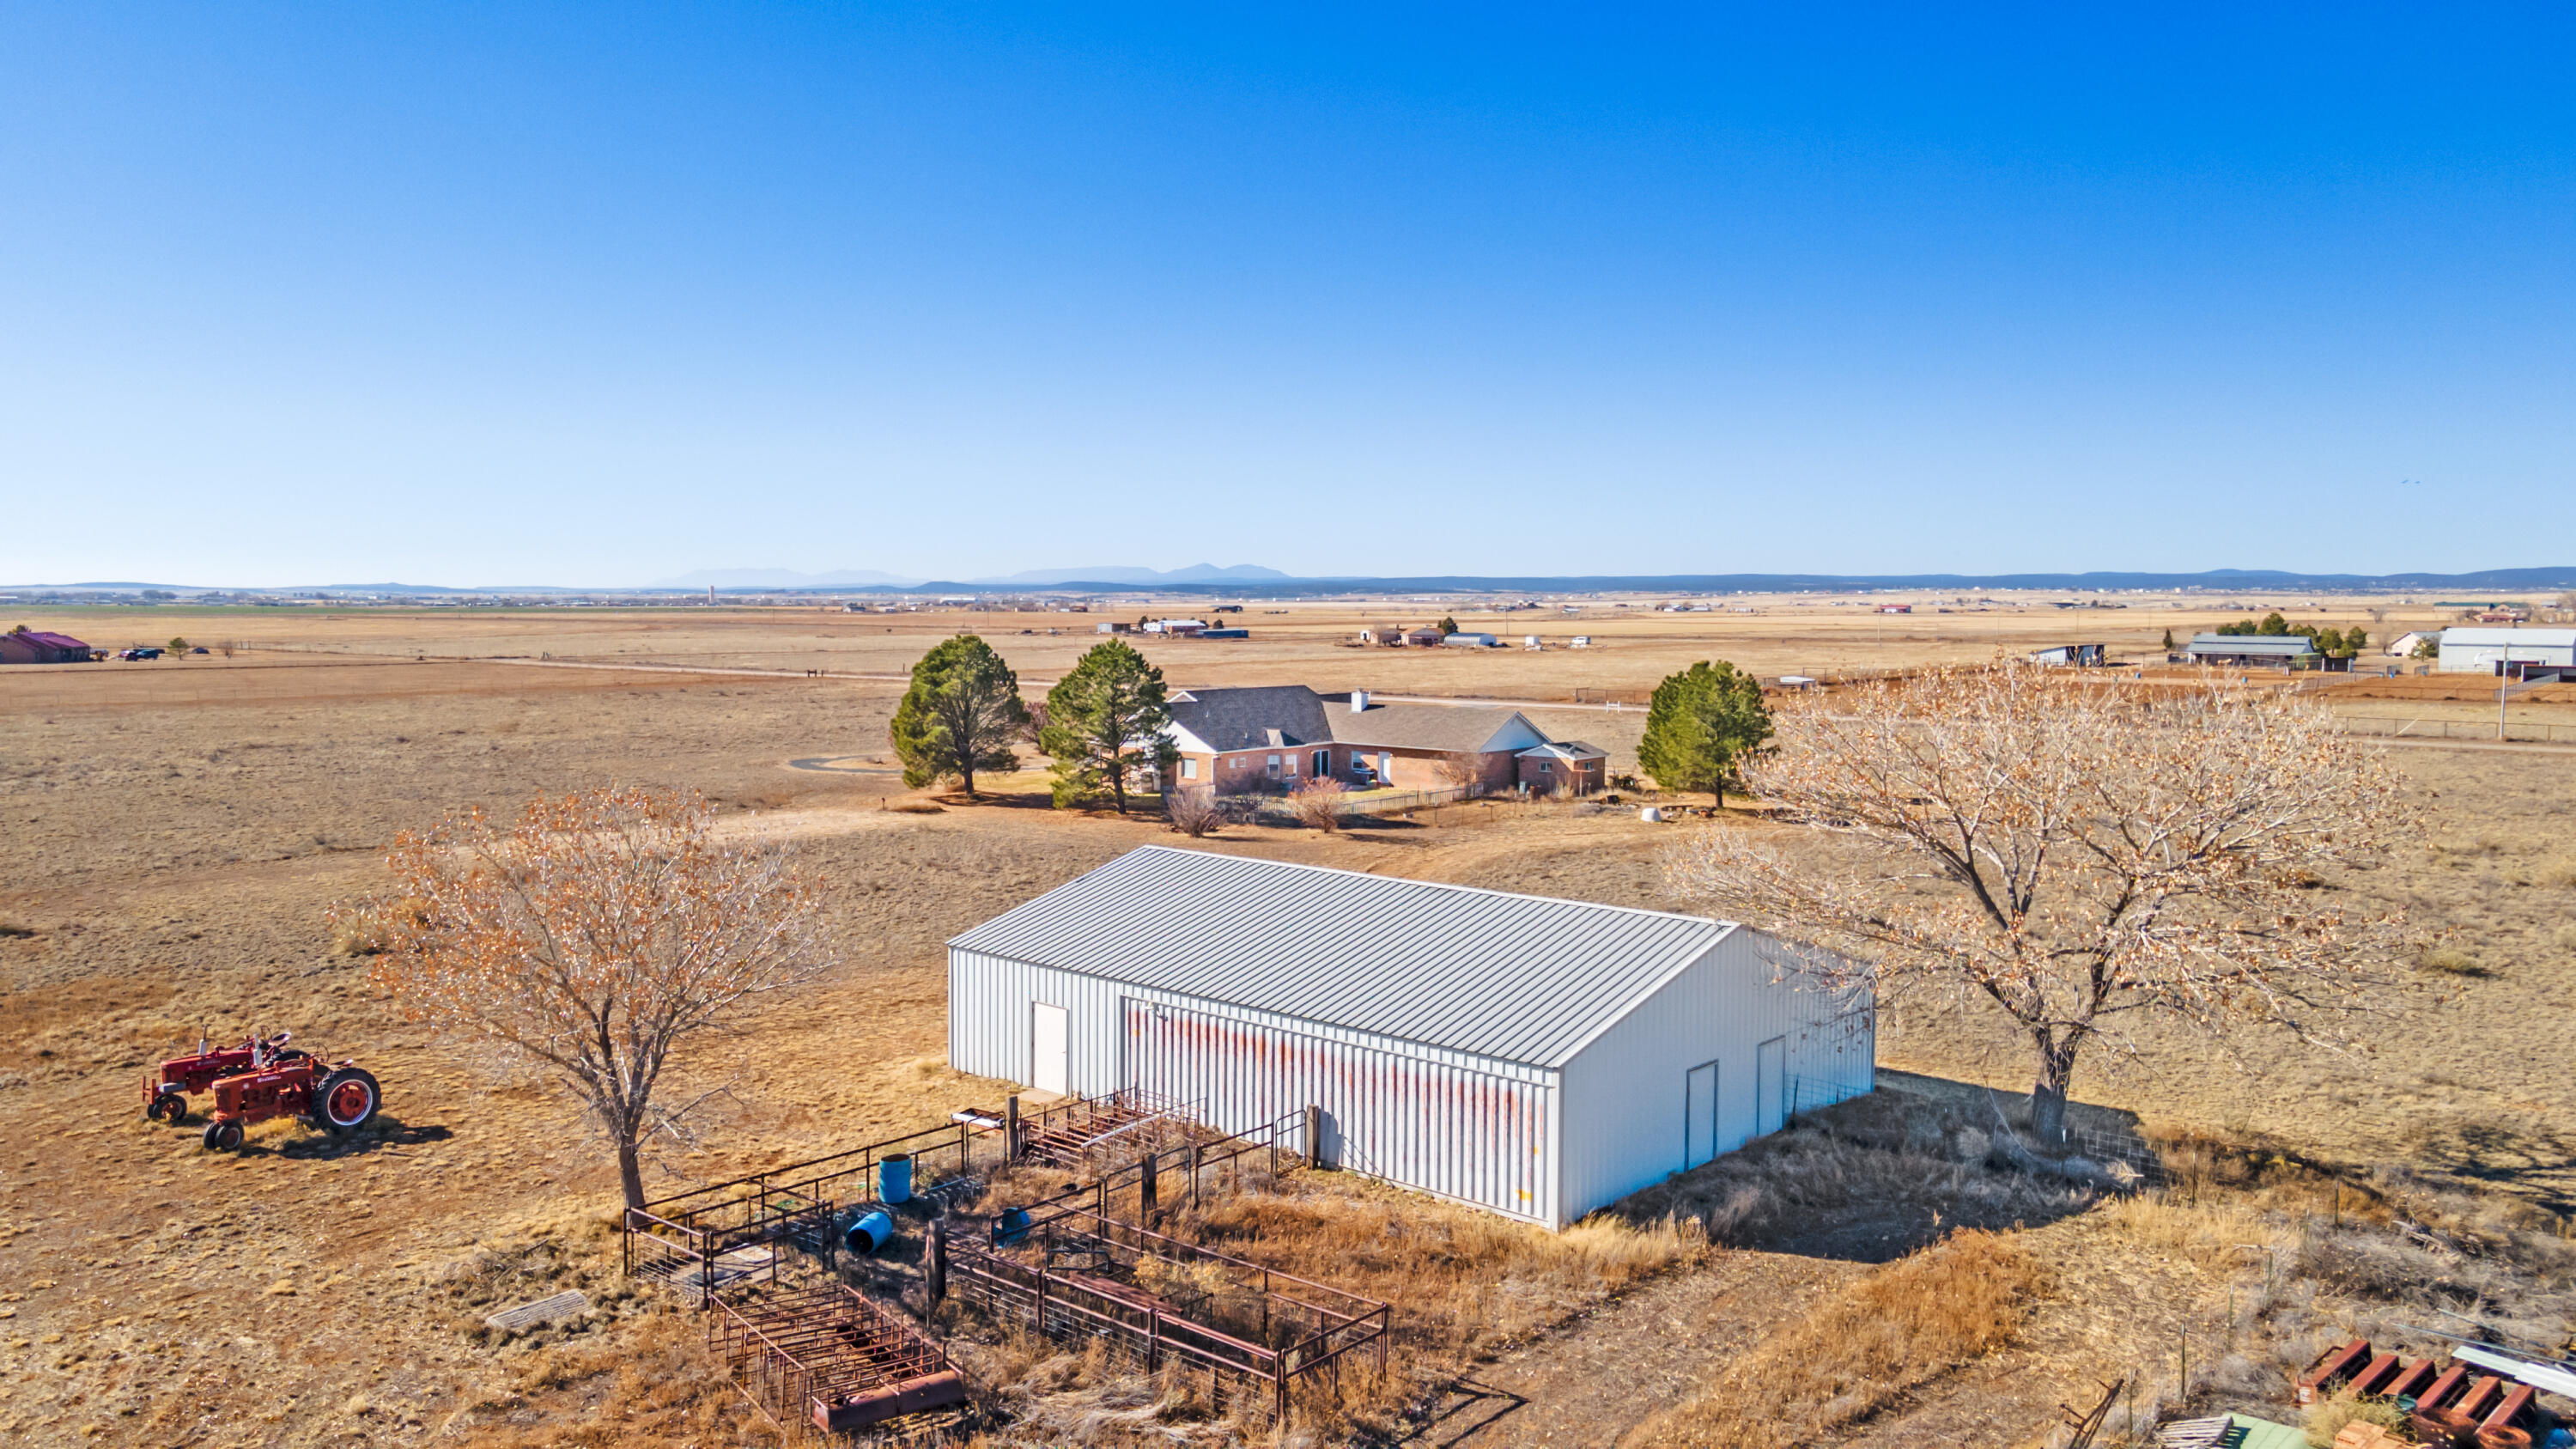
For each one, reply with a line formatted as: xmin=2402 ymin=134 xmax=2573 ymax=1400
xmin=119 ymin=647 xmax=164 ymax=661
xmin=191 ymin=646 xmax=210 ymax=654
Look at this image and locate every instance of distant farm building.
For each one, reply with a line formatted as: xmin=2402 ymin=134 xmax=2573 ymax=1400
xmin=1401 ymin=626 xmax=1446 ymax=647
xmin=2029 ymin=643 xmax=2106 ymax=667
xmin=2384 ymin=630 xmax=2436 ymax=657
xmin=1441 ymin=631 xmax=1499 ymax=648
xmin=2185 ymin=634 xmax=2321 ymax=670
xmin=2438 ymin=628 xmax=2576 ymax=677
xmin=0 ymin=630 xmax=95 ymax=665
xmin=947 ymin=847 xmax=1876 ymax=1228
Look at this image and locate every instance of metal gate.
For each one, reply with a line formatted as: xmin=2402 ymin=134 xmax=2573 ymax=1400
xmin=1123 ymin=998 xmax=1548 ymax=1222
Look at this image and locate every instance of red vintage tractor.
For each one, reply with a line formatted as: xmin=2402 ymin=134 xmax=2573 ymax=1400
xmin=141 ymin=1032 xmax=382 ymax=1150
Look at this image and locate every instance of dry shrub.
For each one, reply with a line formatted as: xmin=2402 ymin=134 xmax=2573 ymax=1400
xmin=1163 ymin=786 xmax=1221 ymax=838
xmin=1623 ymin=1230 xmax=2048 ymax=1449
xmin=2302 ymin=1385 xmax=2406 ymax=1447
xmin=1287 ymin=777 xmax=1347 ymax=831
xmin=328 ymin=895 xmax=426 ymax=956
xmin=2415 ymin=946 xmax=2488 ymax=977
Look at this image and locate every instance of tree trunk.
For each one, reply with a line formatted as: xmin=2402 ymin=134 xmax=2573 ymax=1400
xmin=617 ymin=1133 xmax=647 ymax=1215
xmin=1109 ymin=764 xmax=1127 ymax=813
xmin=2029 ymin=1038 xmax=2079 ymax=1150
xmin=960 ymin=763 xmax=975 ymax=799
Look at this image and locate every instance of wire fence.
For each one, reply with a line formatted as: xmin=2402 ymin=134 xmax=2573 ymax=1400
xmin=2334 ymin=714 xmax=2576 ymax=744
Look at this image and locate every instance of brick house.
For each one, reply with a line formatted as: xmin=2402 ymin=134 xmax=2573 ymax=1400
xmin=1516 ymin=740 xmax=1607 ymax=797
xmin=1157 ymin=685 xmax=1602 ymax=796
xmin=0 ymin=630 xmax=95 ymax=665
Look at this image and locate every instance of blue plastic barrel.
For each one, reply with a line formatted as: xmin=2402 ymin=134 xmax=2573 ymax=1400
xmin=844 ymin=1209 xmax=895 ymax=1256
xmin=878 ymin=1153 xmax=913 ymax=1205
xmin=994 ymin=1208 xmax=1032 ymax=1246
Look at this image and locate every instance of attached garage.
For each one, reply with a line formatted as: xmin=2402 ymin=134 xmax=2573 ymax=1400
xmin=947 ymin=846 xmax=1874 ymax=1228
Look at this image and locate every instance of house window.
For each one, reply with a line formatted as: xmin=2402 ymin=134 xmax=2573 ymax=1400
xmin=1538 ymin=762 xmax=1552 ymax=772
xmin=1182 ymin=759 xmax=1198 ymax=779
xmin=1267 ymin=754 xmax=1281 ymax=775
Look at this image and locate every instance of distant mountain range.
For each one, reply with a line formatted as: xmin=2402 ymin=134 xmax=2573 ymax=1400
xmin=12 ymin=564 xmax=2575 ymax=597
xmin=648 ymin=563 xmax=1291 ymax=589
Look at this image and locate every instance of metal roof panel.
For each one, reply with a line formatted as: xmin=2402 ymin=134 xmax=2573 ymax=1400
xmin=950 ymin=846 xmax=1732 ymax=1068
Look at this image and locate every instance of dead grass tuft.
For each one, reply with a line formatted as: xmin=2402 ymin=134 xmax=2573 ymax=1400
xmin=2415 ymin=945 xmax=2492 ymax=977
xmin=1622 ymin=1230 xmax=2048 ymax=1449
xmin=2301 ymin=1385 xmax=2407 ymax=1447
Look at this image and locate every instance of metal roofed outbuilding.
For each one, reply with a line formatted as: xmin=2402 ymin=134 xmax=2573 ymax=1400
xmin=2436 ymin=627 xmax=2576 ymax=674
xmin=947 ymin=846 xmax=1874 ymax=1228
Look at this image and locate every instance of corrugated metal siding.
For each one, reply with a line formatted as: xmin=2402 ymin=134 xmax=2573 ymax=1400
xmin=950 ymin=947 xmax=1559 ymax=1225
xmin=1556 ymin=928 xmax=1874 ymax=1224
xmin=948 ymin=846 xmax=1726 ymax=1068
xmin=1125 ymin=998 xmax=1553 ymax=1224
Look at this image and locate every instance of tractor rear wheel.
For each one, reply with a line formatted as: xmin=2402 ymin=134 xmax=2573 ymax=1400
xmin=147 ymin=1092 xmax=188 ymax=1125
xmin=316 ymin=1068 xmax=380 ymax=1133
xmin=203 ymin=1119 xmax=243 ymax=1152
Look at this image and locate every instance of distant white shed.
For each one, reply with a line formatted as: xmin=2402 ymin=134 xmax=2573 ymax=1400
xmin=947 ymin=847 xmax=1875 ymax=1228
xmin=2437 ymin=628 xmax=2576 ymax=673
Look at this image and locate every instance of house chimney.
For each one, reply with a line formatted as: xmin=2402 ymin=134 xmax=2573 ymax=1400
xmin=1351 ymin=690 xmax=1370 ymax=712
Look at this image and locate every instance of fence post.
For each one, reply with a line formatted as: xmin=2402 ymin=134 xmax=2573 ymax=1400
xmin=1005 ymin=1095 xmax=1021 ymax=1160
xmin=1303 ymin=1104 xmax=1325 ymax=1170
xmin=928 ymin=1216 xmax=947 ymax=1306
xmin=1188 ymin=1142 xmax=1202 ymax=1205
xmin=1141 ymin=1151 xmax=1158 ymax=1216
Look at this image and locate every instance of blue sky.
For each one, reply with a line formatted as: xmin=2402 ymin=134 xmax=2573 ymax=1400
xmin=2 ymin=4 xmax=2569 ymax=585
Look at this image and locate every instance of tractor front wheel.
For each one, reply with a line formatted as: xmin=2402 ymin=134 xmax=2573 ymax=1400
xmin=147 ymin=1093 xmax=188 ymax=1125
xmin=203 ymin=1119 xmax=243 ymax=1152
xmin=316 ymin=1067 xmax=380 ymax=1133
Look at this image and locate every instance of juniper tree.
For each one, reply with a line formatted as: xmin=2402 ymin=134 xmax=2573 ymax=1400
xmin=890 ymin=634 xmax=1030 ymax=797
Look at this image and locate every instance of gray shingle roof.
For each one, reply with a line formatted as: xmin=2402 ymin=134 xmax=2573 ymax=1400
xmin=1165 ymin=685 xmax=1336 ymax=752
xmin=1328 ymin=702 xmax=1535 ymax=752
xmin=948 ymin=845 xmax=1733 ymax=1068
xmin=1165 ymin=685 xmax=1542 ymax=756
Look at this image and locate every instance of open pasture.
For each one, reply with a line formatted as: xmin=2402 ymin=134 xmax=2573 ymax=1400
xmin=0 ymin=602 xmax=2567 ymax=1446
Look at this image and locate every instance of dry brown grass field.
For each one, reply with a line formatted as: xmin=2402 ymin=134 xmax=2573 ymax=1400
xmin=2 ymin=603 xmax=2570 ymax=1448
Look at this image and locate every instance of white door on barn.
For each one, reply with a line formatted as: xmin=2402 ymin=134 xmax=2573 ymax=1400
xmin=1032 ymin=1002 xmax=1069 ymax=1096
xmin=1683 ymin=1059 xmax=1719 ymax=1169
xmin=1755 ymin=1036 xmax=1787 ymax=1135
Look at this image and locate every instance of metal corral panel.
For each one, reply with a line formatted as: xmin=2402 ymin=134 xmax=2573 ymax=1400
xmin=1556 ymin=928 xmax=1874 ymax=1225
xmin=1124 ymin=998 xmax=1555 ymax=1224
xmin=948 ymin=846 xmax=1727 ymax=1068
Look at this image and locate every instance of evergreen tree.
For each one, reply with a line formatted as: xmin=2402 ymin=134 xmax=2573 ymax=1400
xmin=2257 ymin=612 xmax=2290 ymax=636
xmin=2160 ymin=629 xmax=2176 ymax=651
xmin=890 ymin=635 xmax=1030 ymax=797
xmin=1437 ymin=616 xmax=1460 ymax=635
xmin=1042 ymin=639 xmax=1176 ymax=813
xmin=1637 ymin=661 xmax=1774 ymax=806
xmin=2344 ymin=627 xmax=2367 ymax=654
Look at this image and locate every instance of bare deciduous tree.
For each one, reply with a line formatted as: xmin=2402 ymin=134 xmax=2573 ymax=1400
xmin=1433 ymin=752 xmax=1485 ymax=797
xmin=1288 ymin=777 xmax=1348 ymax=831
xmin=349 ymin=785 xmax=827 ymax=1211
xmin=1164 ymin=785 xmax=1222 ymax=837
xmin=1664 ymin=665 xmax=2412 ymax=1144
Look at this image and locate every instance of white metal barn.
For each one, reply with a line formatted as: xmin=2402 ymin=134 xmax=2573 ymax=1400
xmin=947 ymin=846 xmax=1874 ymax=1229
xmin=2437 ymin=628 xmax=2576 ymax=673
